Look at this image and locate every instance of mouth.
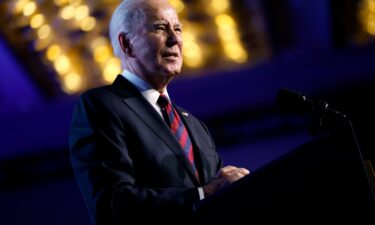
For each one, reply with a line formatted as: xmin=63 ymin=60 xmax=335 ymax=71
xmin=162 ymin=52 xmax=179 ymax=60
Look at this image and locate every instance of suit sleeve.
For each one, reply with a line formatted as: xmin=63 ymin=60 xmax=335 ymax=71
xmin=69 ymin=92 xmax=200 ymax=225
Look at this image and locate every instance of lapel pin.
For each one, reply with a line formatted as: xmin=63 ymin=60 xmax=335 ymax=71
xmin=182 ymin=112 xmax=189 ymax=116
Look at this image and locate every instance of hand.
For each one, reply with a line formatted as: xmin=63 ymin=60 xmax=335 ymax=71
xmin=203 ymin=165 xmax=250 ymax=197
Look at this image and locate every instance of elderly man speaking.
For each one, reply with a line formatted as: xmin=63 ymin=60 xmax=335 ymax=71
xmin=69 ymin=0 xmax=249 ymax=224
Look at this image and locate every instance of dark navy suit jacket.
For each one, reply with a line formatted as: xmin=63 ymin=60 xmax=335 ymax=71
xmin=69 ymin=75 xmax=222 ymax=225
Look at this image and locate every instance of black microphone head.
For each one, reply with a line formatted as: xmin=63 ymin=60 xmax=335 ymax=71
xmin=277 ymin=87 xmax=311 ymax=114
xmin=276 ymin=87 xmax=347 ymax=135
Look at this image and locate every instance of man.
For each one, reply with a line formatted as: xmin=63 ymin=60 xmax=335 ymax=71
xmin=69 ymin=0 xmax=249 ymax=224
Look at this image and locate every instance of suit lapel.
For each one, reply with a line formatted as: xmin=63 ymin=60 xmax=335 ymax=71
xmin=112 ymin=75 xmax=200 ymax=185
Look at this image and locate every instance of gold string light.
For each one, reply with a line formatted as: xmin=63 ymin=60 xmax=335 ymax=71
xmin=359 ymin=0 xmax=375 ymax=36
xmin=208 ymin=0 xmax=248 ymax=63
xmin=0 ymin=0 xmax=255 ymax=94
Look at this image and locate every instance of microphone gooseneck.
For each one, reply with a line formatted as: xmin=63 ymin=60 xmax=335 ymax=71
xmin=276 ymin=87 xmax=346 ymax=135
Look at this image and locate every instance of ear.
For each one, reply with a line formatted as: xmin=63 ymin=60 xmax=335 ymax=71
xmin=119 ymin=33 xmax=134 ymax=57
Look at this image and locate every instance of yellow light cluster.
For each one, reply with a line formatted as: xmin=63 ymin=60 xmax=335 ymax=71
xmin=53 ymin=0 xmax=95 ymax=92
xmin=55 ymin=0 xmax=113 ymax=88
xmin=12 ymin=0 xmax=53 ymax=49
xmin=359 ymin=0 xmax=375 ymax=35
xmin=23 ymin=1 xmax=36 ymax=16
xmin=11 ymin=0 xmax=86 ymax=93
xmin=47 ymin=45 xmax=83 ymax=94
xmin=53 ymin=0 xmax=70 ymax=6
xmin=5 ymin=0 xmax=252 ymax=94
xmin=90 ymin=36 xmax=121 ymax=83
xmin=30 ymin=14 xmax=45 ymax=28
xmin=169 ymin=0 xmax=185 ymax=13
xmin=59 ymin=2 xmax=96 ymax=32
xmin=182 ymin=24 xmax=205 ymax=68
xmin=207 ymin=0 xmax=230 ymax=15
xmin=206 ymin=0 xmax=248 ymax=63
xmin=208 ymin=0 xmax=248 ymax=63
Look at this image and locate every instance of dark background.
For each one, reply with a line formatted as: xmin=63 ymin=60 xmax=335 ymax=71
xmin=0 ymin=0 xmax=374 ymax=224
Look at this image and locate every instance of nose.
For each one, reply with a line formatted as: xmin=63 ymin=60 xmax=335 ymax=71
xmin=166 ymin=30 xmax=181 ymax=47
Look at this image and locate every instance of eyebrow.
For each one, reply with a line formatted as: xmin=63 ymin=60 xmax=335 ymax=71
xmin=151 ymin=21 xmax=183 ymax=29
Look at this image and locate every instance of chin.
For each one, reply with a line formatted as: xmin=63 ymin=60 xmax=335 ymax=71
xmin=163 ymin=67 xmax=182 ymax=76
xmin=169 ymin=70 xmax=181 ymax=77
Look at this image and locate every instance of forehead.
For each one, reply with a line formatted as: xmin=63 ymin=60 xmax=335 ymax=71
xmin=141 ymin=2 xmax=180 ymax=24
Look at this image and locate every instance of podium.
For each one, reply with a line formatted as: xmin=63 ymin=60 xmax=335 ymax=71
xmin=192 ymin=122 xmax=375 ymax=224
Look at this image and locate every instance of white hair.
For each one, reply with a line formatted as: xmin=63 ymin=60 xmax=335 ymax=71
xmin=109 ymin=0 xmax=147 ymax=58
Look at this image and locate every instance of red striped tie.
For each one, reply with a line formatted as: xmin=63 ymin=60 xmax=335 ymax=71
xmin=157 ymin=94 xmax=199 ymax=179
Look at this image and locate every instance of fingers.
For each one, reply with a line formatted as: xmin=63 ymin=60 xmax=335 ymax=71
xmin=238 ymin=168 xmax=250 ymax=175
xmin=217 ymin=165 xmax=238 ymax=177
xmin=204 ymin=166 xmax=250 ymax=196
xmin=226 ymin=168 xmax=249 ymax=182
xmin=217 ymin=166 xmax=250 ymax=178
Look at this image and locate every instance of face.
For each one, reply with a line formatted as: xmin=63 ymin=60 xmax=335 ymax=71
xmin=129 ymin=0 xmax=183 ymax=88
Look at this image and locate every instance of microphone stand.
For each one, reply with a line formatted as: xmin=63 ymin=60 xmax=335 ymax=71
xmin=308 ymin=100 xmax=375 ymax=200
xmin=277 ymin=87 xmax=374 ymax=201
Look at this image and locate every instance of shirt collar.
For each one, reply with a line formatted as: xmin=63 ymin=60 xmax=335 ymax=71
xmin=121 ymin=69 xmax=170 ymax=105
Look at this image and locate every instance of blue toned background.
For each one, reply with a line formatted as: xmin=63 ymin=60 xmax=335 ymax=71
xmin=1 ymin=0 xmax=375 ymax=224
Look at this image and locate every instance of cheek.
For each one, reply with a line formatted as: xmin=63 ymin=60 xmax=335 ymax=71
xmin=134 ymin=38 xmax=158 ymax=58
xmin=137 ymin=47 xmax=158 ymax=66
xmin=145 ymin=42 xmax=163 ymax=63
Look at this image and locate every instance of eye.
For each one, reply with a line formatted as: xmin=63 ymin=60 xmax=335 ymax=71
xmin=155 ymin=25 xmax=166 ymax=31
xmin=174 ymin=27 xmax=182 ymax=33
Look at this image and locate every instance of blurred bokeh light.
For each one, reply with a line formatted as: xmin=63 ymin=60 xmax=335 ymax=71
xmin=0 ymin=0 xmax=269 ymax=95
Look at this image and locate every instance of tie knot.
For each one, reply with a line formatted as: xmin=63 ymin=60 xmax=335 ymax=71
xmin=157 ymin=94 xmax=170 ymax=108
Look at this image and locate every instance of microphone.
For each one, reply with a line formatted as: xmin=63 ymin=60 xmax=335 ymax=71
xmin=276 ymin=87 xmax=348 ymax=135
xmin=276 ymin=87 xmax=346 ymax=118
